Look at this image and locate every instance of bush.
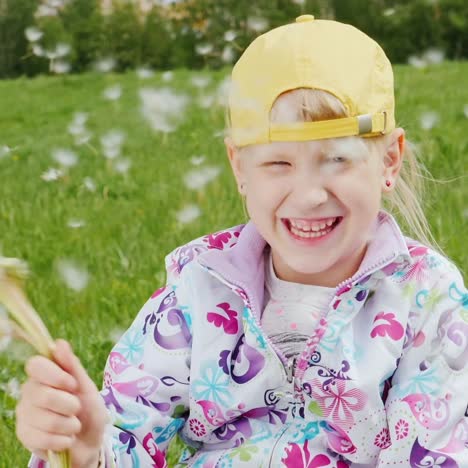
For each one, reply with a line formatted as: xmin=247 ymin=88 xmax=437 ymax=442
xmin=0 ymin=0 xmax=37 ymax=78
xmin=2 ymin=0 xmax=468 ymax=79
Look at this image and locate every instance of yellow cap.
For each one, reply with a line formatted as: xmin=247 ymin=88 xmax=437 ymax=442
xmin=229 ymin=17 xmax=395 ymax=147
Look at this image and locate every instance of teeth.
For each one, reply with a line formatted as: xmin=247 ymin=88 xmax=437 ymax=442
xmin=289 ymin=225 xmax=333 ymax=238
xmin=290 ymin=217 xmax=337 ymax=232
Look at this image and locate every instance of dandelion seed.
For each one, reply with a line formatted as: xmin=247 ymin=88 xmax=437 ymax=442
xmin=56 ymin=260 xmax=89 ymax=292
xmin=190 ymin=155 xmax=205 ymax=166
xmin=68 ymin=122 xmax=85 ymax=136
xmin=197 ymin=94 xmax=215 ymax=109
xmin=176 ymin=204 xmax=201 ymax=224
xmin=4 ymin=378 xmax=21 ymax=400
xmin=103 ymin=84 xmax=122 ymax=101
xmin=161 ymin=71 xmax=173 ymax=82
xmin=51 ymin=60 xmax=71 ymax=74
xmin=419 ymin=111 xmax=439 ymax=130
xmin=408 ymin=55 xmax=427 ymax=69
xmin=47 ymin=0 xmax=66 ymax=8
xmin=292 ymin=0 xmax=305 ymax=4
xmin=114 ymin=158 xmax=131 ymax=174
xmin=95 ymin=57 xmax=116 ymax=73
xmin=423 ymin=48 xmax=445 ymax=65
xmin=72 ymin=112 xmax=88 ymax=126
xmin=32 ymin=44 xmax=45 ymax=57
xmin=100 ymin=130 xmax=125 ymax=149
xmin=100 ymin=130 xmax=125 ymax=159
xmin=116 ymin=247 xmax=129 ymax=270
xmin=55 ymin=43 xmax=71 ymax=57
xmin=247 ymin=17 xmax=268 ymax=33
xmin=52 ymin=148 xmax=78 ymax=167
xmin=74 ymin=131 xmax=92 ymax=146
xmin=136 ymin=67 xmax=154 ymax=79
xmin=224 ymin=30 xmax=237 ymax=42
xmin=222 ymin=45 xmax=235 ymax=64
xmin=83 ymin=177 xmax=96 ymax=192
xmin=3 ymin=410 xmax=14 ymax=419
xmin=67 ymin=219 xmax=86 ymax=229
xmin=25 ymin=26 xmax=43 ymax=42
xmin=216 ymin=77 xmax=232 ymax=106
xmin=183 ymin=166 xmax=221 ymax=190
xmin=195 ymin=43 xmax=213 ymax=56
xmin=191 ymin=75 xmax=211 ymax=89
xmin=41 ymin=167 xmax=63 ymax=182
xmin=35 ymin=5 xmax=57 ymax=17
xmin=0 ymin=145 xmax=12 ymax=160
xmin=139 ymin=87 xmax=189 ymax=133
xmin=383 ymin=8 xmax=395 ymax=16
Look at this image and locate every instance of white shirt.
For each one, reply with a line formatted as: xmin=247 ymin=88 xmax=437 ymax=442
xmin=261 ymin=248 xmax=336 ymax=360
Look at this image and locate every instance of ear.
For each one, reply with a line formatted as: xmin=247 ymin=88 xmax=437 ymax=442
xmin=382 ymin=128 xmax=405 ymax=192
xmin=224 ymin=136 xmax=246 ymax=195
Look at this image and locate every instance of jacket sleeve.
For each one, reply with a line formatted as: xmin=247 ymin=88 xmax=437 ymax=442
xmin=99 ymin=258 xmax=194 ymax=468
xmin=377 ymin=261 xmax=468 ymax=466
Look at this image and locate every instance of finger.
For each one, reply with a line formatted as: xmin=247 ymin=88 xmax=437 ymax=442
xmin=18 ymin=405 xmax=82 ymax=436
xmin=21 ymin=380 xmax=81 ymax=416
xmin=16 ymin=423 xmax=75 ymax=453
xmin=53 ymin=340 xmax=97 ymax=394
xmin=25 ymin=355 xmax=77 ymax=393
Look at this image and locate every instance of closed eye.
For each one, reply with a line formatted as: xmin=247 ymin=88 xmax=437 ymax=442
xmin=268 ymin=161 xmax=290 ymax=166
xmin=331 ymin=156 xmax=348 ymax=163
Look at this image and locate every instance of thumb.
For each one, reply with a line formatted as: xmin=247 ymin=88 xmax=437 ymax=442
xmin=52 ymin=339 xmax=97 ymax=394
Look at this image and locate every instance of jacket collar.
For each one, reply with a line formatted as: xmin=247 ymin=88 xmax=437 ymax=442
xmin=198 ymin=210 xmax=411 ymax=318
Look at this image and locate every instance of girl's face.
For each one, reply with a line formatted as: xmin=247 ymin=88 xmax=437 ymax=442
xmin=226 ymin=131 xmax=404 ymax=287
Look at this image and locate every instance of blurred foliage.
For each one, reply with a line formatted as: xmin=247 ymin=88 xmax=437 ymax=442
xmin=0 ymin=0 xmax=467 ymax=78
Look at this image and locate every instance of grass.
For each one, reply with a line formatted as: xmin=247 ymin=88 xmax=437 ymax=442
xmin=0 ymin=61 xmax=467 ymax=466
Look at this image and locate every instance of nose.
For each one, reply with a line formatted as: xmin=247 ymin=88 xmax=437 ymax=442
xmin=293 ymin=172 xmax=328 ymax=207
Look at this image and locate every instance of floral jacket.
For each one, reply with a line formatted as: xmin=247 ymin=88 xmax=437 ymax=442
xmin=30 ymin=211 xmax=468 ymax=467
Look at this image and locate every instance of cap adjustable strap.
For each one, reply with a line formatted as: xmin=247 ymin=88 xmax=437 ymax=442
xmin=269 ymin=111 xmax=387 ymax=141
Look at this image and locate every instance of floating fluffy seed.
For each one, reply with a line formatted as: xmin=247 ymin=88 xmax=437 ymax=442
xmin=191 ymin=76 xmax=211 ymax=88
xmin=95 ymin=57 xmax=116 ymax=73
xmin=103 ymin=85 xmax=122 ymax=101
xmin=51 ymin=61 xmax=71 ymax=74
xmin=224 ymin=30 xmax=237 ymax=42
xmin=41 ymin=168 xmax=63 ymax=182
xmin=114 ymin=158 xmax=131 ymax=174
xmin=83 ymin=177 xmax=96 ymax=192
xmin=52 ymin=148 xmax=78 ymax=167
xmin=67 ymin=219 xmax=86 ymax=229
xmin=419 ymin=111 xmax=439 ymax=130
xmin=176 ymin=204 xmax=201 ymax=224
xmin=137 ymin=67 xmax=154 ymax=79
xmin=183 ymin=166 xmax=221 ymax=190
xmin=25 ymin=27 xmax=43 ymax=42
xmin=56 ymin=260 xmax=89 ymax=292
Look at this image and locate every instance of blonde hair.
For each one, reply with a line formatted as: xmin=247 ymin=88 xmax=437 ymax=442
xmin=232 ymin=88 xmax=445 ymax=255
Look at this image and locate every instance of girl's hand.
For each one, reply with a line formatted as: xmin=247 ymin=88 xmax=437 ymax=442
xmin=16 ymin=339 xmax=109 ymax=468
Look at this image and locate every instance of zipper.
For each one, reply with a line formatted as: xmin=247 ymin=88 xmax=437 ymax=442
xmin=199 ymin=252 xmax=407 ymax=387
xmin=199 ymin=263 xmax=291 ymax=373
xmin=285 ymin=356 xmax=297 ymax=383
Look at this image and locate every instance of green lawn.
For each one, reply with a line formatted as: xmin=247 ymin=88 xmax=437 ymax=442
xmin=0 ymin=62 xmax=467 ymax=466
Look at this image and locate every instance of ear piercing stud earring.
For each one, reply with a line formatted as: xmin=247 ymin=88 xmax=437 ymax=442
xmin=385 ymin=180 xmax=392 ymax=187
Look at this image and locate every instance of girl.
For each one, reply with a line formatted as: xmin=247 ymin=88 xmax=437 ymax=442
xmin=17 ymin=15 xmax=467 ymax=468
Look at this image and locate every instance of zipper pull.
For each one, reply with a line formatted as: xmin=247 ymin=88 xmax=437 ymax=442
xmin=286 ymin=356 xmax=297 ymax=383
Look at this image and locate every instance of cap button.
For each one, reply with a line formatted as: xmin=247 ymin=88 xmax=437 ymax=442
xmin=296 ymin=14 xmax=315 ymax=23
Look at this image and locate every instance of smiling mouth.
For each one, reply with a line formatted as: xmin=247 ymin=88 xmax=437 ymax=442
xmin=283 ymin=216 xmax=343 ymax=239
